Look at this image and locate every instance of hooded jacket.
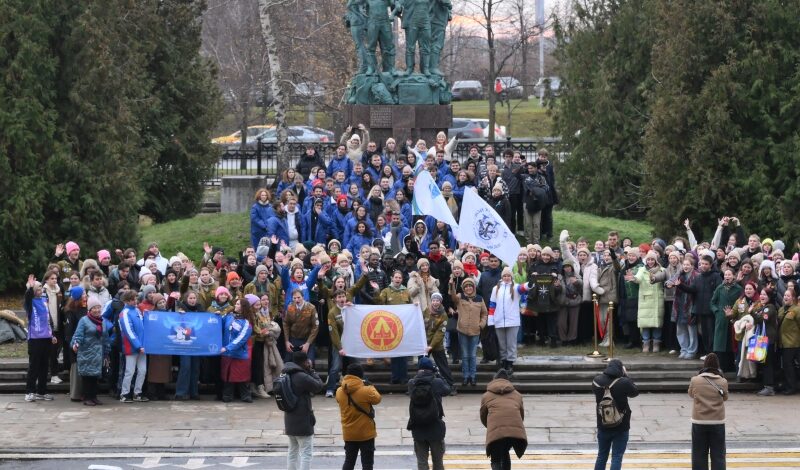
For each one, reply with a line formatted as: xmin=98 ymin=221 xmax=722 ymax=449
xmin=591 ymin=360 xmax=639 ymax=431
xmin=480 ymin=377 xmax=527 ymax=450
xmin=407 ymin=370 xmax=451 ymax=441
xmin=335 ymin=374 xmax=382 ymax=441
xmin=282 ymin=361 xmax=325 ymax=436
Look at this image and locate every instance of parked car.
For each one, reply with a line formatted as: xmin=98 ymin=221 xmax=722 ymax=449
xmin=292 ymin=82 xmax=325 ymax=104
xmin=451 ymin=80 xmax=484 ymax=100
xmin=212 ymin=125 xmax=273 ymax=145
xmin=296 ymin=126 xmax=335 ymax=142
xmin=494 ymin=76 xmax=523 ymax=99
xmin=225 ymin=126 xmax=334 ymax=150
xmin=533 ymin=76 xmax=561 ymax=97
xmin=448 ymin=118 xmax=506 ymax=140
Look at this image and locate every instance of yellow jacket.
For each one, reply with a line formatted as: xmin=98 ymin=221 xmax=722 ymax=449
xmin=335 ymin=374 xmax=382 ymax=441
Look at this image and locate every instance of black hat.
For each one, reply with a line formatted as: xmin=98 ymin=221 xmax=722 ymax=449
xmin=292 ymin=351 xmax=308 ymax=364
xmin=346 ymin=363 xmax=364 ymax=378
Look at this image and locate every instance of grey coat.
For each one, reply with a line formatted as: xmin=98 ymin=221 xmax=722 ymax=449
xmin=282 ymin=361 xmax=324 ymax=436
xmin=71 ymin=315 xmax=109 ymax=378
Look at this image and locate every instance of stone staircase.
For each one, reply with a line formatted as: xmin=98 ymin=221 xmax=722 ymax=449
xmin=0 ymin=354 xmax=759 ymax=395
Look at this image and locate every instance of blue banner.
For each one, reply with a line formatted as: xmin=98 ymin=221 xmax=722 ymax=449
xmin=142 ymin=311 xmax=223 ymax=356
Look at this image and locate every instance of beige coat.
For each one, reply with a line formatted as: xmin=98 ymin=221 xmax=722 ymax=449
xmin=262 ymin=320 xmax=283 ymax=392
xmin=407 ymin=273 xmax=439 ymax=313
xmin=688 ymin=372 xmax=728 ymax=425
xmin=480 ymin=378 xmax=527 ymax=449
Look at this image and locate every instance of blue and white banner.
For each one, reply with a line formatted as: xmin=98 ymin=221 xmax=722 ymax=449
xmin=142 ymin=311 xmax=223 ymax=356
xmin=341 ymin=304 xmax=427 ymax=358
xmin=411 ymin=170 xmax=460 ymax=227
xmin=453 ymin=187 xmax=521 ymax=267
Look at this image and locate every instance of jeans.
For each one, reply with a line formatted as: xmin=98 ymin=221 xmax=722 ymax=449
xmin=175 ymin=355 xmax=200 ymax=398
xmin=414 ymin=439 xmax=445 ymax=470
xmin=691 ymin=423 xmax=726 ymax=470
xmin=495 ymin=326 xmax=519 ymax=362
xmin=391 ymin=357 xmax=408 ymax=383
xmin=286 ymin=337 xmax=316 ymax=364
xmin=458 ymin=333 xmax=480 ymax=380
xmin=676 ymin=322 xmax=698 ymax=356
xmin=121 ymin=353 xmax=147 ymax=396
xmin=327 ymin=351 xmax=342 ymax=393
xmin=287 ymin=434 xmax=313 ymax=470
xmin=640 ymin=327 xmax=662 ymax=342
xmin=595 ymin=427 xmax=629 ymax=470
xmin=343 ymin=438 xmax=374 ymax=470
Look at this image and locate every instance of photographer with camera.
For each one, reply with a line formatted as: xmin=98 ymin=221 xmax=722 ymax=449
xmin=336 ymin=363 xmax=381 ymax=470
xmin=280 ymin=351 xmax=324 ymax=470
xmin=407 ymin=357 xmax=451 ymax=470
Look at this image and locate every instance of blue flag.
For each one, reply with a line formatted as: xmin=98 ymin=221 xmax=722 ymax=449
xmin=142 ymin=311 xmax=223 ymax=356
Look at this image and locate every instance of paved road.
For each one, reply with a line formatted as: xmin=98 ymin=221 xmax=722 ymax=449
xmin=2 ymin=448 xmax=800 ymax=470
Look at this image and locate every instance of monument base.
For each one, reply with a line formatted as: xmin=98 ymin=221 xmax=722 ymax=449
xmin=343 ymin=104 xmax=452 ymax=148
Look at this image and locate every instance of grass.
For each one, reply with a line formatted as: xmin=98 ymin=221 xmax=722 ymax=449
xmin=553 ymin=210 xmax=654 ymax=247
xmin=0 ymin=342 xmax=27 ymax=359
xmin=138 ymin=208 xmax=653 ymax=261
xmin=452 ymin=99 xmax=553 ymax=138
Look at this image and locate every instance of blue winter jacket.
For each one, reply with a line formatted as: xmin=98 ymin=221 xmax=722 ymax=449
xmin=266 ymin=214 xmax=302 ymax=247
xmin=328 ymin=155 xmax=353 ymax=179
xmin=347 ymin=232 xmax=375 ymax=256
xmin=119 ymin=305 xmax=144 ymax=355
xmin=221 ymin=314 xmax=252 ymax=360
xmin=344 ymin=216 xmax=376 ymax=247
xmin=302 ymin=209 xmax=335 ymax=245
xmin=279 ymin=264 xmax=322 ymax=311
xmin=250 ymin=202 xmax=275 ymax=248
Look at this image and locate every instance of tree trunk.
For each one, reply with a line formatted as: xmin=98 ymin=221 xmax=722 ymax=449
xmin=257 ymin=0 xmax=289 ymax=175
xmin=487 ymin=1 xmax=496 ymax=142
xmin=239 ymin=98 xmax=249 ymax=169
xmin=521 ymin=40 xmax=529 ymax=102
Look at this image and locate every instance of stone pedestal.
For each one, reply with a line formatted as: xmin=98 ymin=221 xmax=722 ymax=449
xmin=221 ymin=175 xmax=268 ymax=213
xmin=343 ymin=104 xmax=452 ymax=147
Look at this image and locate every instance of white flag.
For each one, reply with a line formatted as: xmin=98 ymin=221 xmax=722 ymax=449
xmin=453 ymin=188 xmax=521 ymax=267
xmin=341 ymin=304 xmax=427 ymax=358
xmin=411 ymin=170 xmax=459 ymax=227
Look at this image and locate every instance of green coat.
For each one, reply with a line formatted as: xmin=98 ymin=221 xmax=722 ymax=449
xmin=709 ymin=282 xmax=743 ymax=352
xmin=634 ymin=266 xmax=664 ymax=328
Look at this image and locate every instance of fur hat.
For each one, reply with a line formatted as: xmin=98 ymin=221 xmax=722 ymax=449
xmin=65 ymin=241 xmax=80 ymax=255
xmin=462 ymin=277 xmax=476 ymax=288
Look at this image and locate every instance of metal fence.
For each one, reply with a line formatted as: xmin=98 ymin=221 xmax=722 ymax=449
xmin=207 ymin=137 xmax=562 ymax=186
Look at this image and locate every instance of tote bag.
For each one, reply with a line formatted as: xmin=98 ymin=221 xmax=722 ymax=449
xmin=746 ymin=322 xmax=768 ymax=363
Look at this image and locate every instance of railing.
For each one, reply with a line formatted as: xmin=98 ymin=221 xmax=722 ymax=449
xmin=207 ymin=137 xmax=563 ymax=186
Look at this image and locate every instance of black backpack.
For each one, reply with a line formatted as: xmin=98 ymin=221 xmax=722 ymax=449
xmin=408 ymin=380 xmax=441 ymax=427
xmin=594 ymin=378 xmax=625 ymax=428
xmin=273 ymin=369 xmax=302 ymax=412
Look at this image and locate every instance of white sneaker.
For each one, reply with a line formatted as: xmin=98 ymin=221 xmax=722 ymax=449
xmin=24 ymin=393 xmax=36 ymax=402
xmin=668 ymin=350 xmax=678 ymax=355
xmin=50 ymin=376 xmax=63 ymax=384
xmin=325 ymin=390 xmax=334 ymax=398
xmin=35 ymin=394 xmax=54 ymax=401
xmin=700 ymin=355 xmax=707 ymax=361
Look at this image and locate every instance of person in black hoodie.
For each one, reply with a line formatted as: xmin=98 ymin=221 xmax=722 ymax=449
xmin=282 ymin=351 xmax=324 ymax=470
xmin=407 ymin=357 xmax=451 ymax=470
xmin=295 ymin=145 xmax=325 ymax=180
xmin=477 ymin=255 xmax=502 ymax=364
xmin=680 ymin=255 xmax=722 ymax=358
xmin=592 ymin=359 xmax=639 ymax=470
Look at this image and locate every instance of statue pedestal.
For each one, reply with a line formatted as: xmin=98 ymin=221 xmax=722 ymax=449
xmin=343 ymin=104 xmax=452 ymax=147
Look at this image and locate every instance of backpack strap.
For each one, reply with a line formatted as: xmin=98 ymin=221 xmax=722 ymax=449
xmin=593 ymin=378 xmax=622 ymax=389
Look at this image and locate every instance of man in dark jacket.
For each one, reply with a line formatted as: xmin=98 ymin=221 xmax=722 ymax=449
xmin=295 ymin=145 xmax=326 ymax=179
xmin=427 ymin=242 xmax=452 ymax=310
xmin=477 ymin=255 xmax=502 ymax=364
xmin=282 ymin=351 xmax=324 ymax=470
xmin=591 ymin=359 xmax=639 ymax=470
xmin=500 ymin=149 xmax=523 ymax=234
xmin=679 ymin=255 xmax=722 ymax=358
xmin=407 ymin=357 xmax=451 ymax=470
xmin=536 ymin=149 xmax=558 ymax=241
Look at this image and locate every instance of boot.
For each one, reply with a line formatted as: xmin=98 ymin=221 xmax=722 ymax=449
xmin=420 ymin=53 xmax=431 ymax=76
xmin=429 ymin=51 xmax=443 ymax=76
xmin=507 ymin=362 xmax=514 ymax=377
xmin=254 ymin=384 xmax=269 ymax=399
xmin=240 ymin=383 xmax=253 ymax=403
xmin=642 ymin=340 xmax=651 ymax=353
xmin=652 ymin=340 xmax=662 ymax=353
xmin=404 ymin=53 xmax=415 ymax=75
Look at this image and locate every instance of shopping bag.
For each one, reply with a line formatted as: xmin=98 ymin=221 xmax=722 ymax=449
xmin=746 ymin=322 xmax=768 ymax=363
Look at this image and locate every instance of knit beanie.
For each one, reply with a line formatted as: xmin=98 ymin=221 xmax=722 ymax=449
xmin=87 ymin=296 xmax=102 ymax=311
xmin=226 ymin=271 xmax=240 ymax=284
xmin=346 ymin=363 xmax=364 ymax=378
xmin=501 ymin=266 xmax=513 ymax=278
xmin=328 ymin=239 xmax=342 ymax=251
xmin=540 ymin=247 xmax=555 ymax=258
xmin=65 ymin=241 xmax=80 ymax=255
xmin=577 ymin=247 xmax=591 ymax=257
xmin=418 ymin=357 xmax=435 ymax=371
xmin=431 ymin=292 xmax=443 ymax=302
xmin=69 ymin=286 xmax=84 ymax=301
xmin=97 ymin=250 xmax=111 ymax=262
xmin=244 ymin=294 xmax=260 ymax=307
xmin=169 ymin=256 xmax=182 ymax=267
xmin=462 ymin=277 xmax=476 ymax=288
xmin=417 ymin=258 xmax=430 ymax=268
xmin=140 ymin=285 xmax=157 ymax=297
xmin=255 ymin=265 xmax=268 ymax=277
xmin=452 ymin=260 xmax=464 ymax=271
xmin=215 ymin=286 xmax=231 ymax=299
xmin=317 ymin=253 xmax=332 ymax=265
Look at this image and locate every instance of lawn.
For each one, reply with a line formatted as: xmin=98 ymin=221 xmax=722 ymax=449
xmin=453 ymin=98 xmax=554 ymax=138
xmin=138 ymin=208 xmax=653 ymax=260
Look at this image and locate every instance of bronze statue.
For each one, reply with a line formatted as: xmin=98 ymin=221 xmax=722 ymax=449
xmin=365 ymin=0 xmax=397 ymax=75
xmin=396 ymin=0 xmax=432 ymax=75
xmin=344 ymin=0 xmax=369 ymax=74
xmin=429 ymin=0 xmax=452 ymax=76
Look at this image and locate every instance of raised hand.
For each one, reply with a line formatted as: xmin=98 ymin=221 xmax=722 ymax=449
xmin=55 ymin=244 xmax=64 ymax=257
xmin=26 ymin=274 xmax=36 ymax=289
xmin=684 ymin=218 xmax=691 ymax=230
xmin=203 ymin=242 xmax=212 ymax=254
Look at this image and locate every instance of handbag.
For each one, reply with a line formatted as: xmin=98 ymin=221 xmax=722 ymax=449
xmin=746 ymin=321 xmax=768 ymax=363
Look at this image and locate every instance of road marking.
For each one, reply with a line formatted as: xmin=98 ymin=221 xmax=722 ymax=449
xmin=130 ymin=457 xmax=167 ymax=469
xmin=220 ymin=457 xmax=257 ymax=468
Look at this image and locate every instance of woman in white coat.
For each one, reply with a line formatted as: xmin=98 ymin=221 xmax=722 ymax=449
xmin=489 ymin=267 xmax=528 ymax=375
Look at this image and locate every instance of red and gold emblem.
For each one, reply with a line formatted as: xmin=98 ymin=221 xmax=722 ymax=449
xmin=360 ymin=310 xmax=404 ymax=352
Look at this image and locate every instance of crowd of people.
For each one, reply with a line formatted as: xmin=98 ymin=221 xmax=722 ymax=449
xmin=16 ymin=126 xmax=800 ymax=469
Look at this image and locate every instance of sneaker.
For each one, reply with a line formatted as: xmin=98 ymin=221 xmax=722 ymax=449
xmin=120 ymin=396 xmax=133 ymax=403
xmin=678 ymin=353 xmax=687 ymax=359
xmin=254 ymin=385 xmax=270 ymax=399
xmin=757 ymin=386 xmax=775 ymax=397
xmin=133 ymin=394 xmax=149 ymax=402
xmin=700 ymin=355 xmax=708 ymax=361
xmin=325 ymin=390 xmax=334 ymax=398
xmin=24 ymin=393 xmax=36 ymax=402
xmin=50 ymin=376 xmax=63 ymax=384
xmin=668 ymin=350 xmax=678 ymax=355
xmin=35 ymin=394 xmax=54 ymax=401
xmin=83 ymin=400 xmax=96 ymax=407
xmin=92 ymin=398 xmax=103 ymax=405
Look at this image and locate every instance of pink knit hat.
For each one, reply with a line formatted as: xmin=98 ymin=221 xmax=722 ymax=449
xmin=65 ymin=241 xmax=80 ymax=255
xmin=244 ymin=294 xmax=260 ymax=306
xmin=97 ymin=249 xmax=111 ymax=262
xmin=215 ymin=286 xmax=231 ymax=299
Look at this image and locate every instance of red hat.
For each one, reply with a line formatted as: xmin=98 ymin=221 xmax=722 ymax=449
xmin=336 ymin=194 xmax=348 ymax=204
xmin=479 ymin=252 xmax=490 ymax=261
xmin=312 ymin=179 xmax=324 ymax=188
xmin=226 ymin=271 xmax=240 ymax=283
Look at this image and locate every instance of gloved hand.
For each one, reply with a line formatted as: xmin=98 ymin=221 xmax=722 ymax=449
xmin=560 ymin=230 xmax=569 ymax=243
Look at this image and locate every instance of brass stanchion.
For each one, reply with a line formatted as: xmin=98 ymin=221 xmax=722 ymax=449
xmin=604 ymin=301 xmax=615 ymax=361
xmin=587 ymin=294 xmax=605 ymax=358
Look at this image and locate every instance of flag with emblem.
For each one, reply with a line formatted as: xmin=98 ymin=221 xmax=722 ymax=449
xmin=411 ymin=170 xmax=459 ymax=227
xmin=341 ymin=304 xmax=427 ymax=358
xmin=453 ymin=187 xmax=521 ymax=267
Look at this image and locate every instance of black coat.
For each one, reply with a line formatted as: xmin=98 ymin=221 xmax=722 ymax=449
xmin=282 ymin=361 xmax=324 ymax=436
xmin=591 ymin=360 xmax=639 ymax=431
xmin=295 ymin=151 xmax=326 ymax=179
xmin=678 ymin=269 xmax=722 ymax=317
xmin=477 ymin=267 xmax=502 ymax=308
xmin=407 ymin=370 xmax=451 ymax=441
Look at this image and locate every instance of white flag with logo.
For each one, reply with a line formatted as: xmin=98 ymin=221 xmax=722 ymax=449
xmin=453 ymin=187 xmax=521 ymax=267
xmin=411 ymin=170 xmax=459 ymax=227
xmin=341 ymin=304 xmax=427 ymax=358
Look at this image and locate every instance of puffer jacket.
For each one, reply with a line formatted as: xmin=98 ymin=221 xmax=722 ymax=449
xmin=335 ymin=374 xmax=382 ymax=442
xmin=489 ymin=282 xmax=527 ymax=328
xmin=450 ymin=293 xmax=487 ymax=336
xmin=480 ymin=378 xmax=527 ymax=449
xmin=71 ymin=315 xmax=109 ymax=377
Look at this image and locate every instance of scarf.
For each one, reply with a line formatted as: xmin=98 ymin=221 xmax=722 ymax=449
xmin=429 ymin=252 xmax=443 ymax=263
xmin=88 ymin=313 xmax=104 ymax=337
xmin=463 ymin=262 xmax=480 ymax=277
